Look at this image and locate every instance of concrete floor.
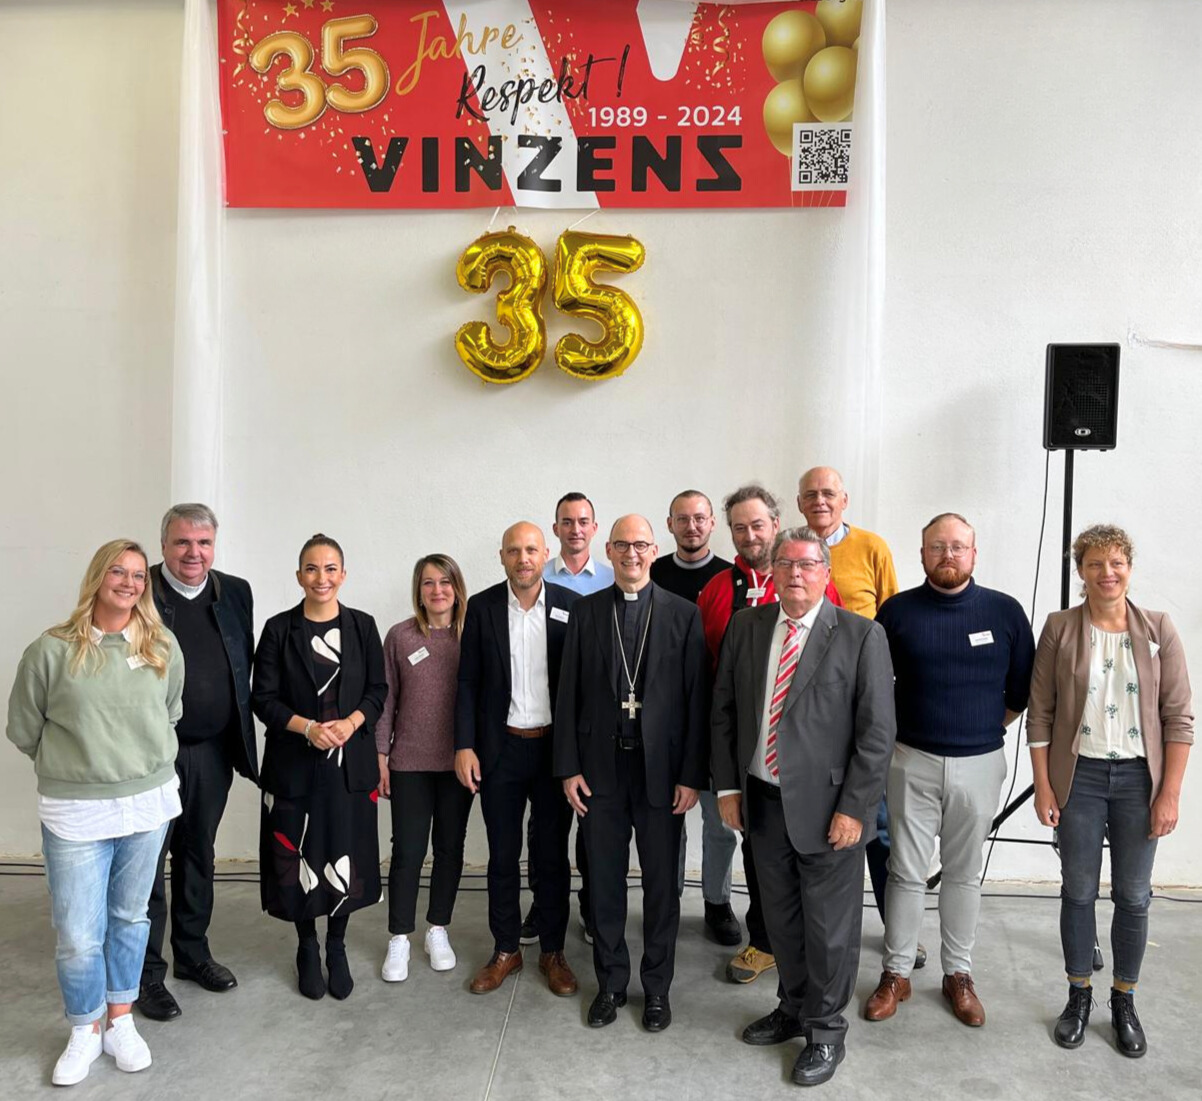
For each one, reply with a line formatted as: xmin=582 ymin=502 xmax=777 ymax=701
xmin=1 ymin=869 xmax=1199 ymax=1099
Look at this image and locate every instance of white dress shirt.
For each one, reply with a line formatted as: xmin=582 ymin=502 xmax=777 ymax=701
xmin=506 ymin=582 xmax=552 ymax=727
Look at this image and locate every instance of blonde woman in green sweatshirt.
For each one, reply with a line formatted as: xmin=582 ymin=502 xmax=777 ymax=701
xmin=6 ymin=539 xmax=184 ymax=1087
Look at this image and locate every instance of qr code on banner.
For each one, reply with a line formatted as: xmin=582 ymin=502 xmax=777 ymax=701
xmin=792 ymin=124 xmax=852 ymax=191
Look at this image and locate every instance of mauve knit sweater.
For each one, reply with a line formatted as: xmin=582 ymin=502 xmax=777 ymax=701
xmin=374 ymin=618 xmax=459 ymax=772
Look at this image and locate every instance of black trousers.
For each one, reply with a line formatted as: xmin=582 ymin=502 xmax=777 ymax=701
xmin=741 ymin=833 xmax=772 ymax=951
xmin=387 ymin=770 xmax=474 ymax=935
xmin=479 ymin=733 xmax=572 ymax=954
xmin=746 ymin=778 xmax=863 ymax=1045
xmin=142 ymin=739 xmax=233 ymax=984
xmin=526 ymin=815 xmax=592 ymax=926
xmin=581 ymin=746 xmax=683 ymax=997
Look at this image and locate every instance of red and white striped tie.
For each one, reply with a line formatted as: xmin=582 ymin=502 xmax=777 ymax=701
xmin=764 ymin=620 xmax=801 ymax=779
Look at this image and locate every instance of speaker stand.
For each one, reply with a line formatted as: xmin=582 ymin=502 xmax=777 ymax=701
xmin=1060 ymin=449 xmax=1075 ymax=610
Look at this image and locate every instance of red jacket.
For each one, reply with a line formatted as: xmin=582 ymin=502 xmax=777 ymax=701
xmin=697 ymin=555 xmax=843 ymax=672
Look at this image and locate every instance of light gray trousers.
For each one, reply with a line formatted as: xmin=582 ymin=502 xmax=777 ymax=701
xmin=883 ymin=743 xmax=1006 ymax=977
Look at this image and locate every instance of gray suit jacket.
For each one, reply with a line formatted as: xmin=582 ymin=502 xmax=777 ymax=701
xmin=710 ymin=600 xmax=897 ymax=854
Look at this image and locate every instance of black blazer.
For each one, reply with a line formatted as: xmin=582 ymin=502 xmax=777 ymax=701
xmin=554 ymin=583 xmax=708 ymax=808
xmin=151 ymin=564 xmax=259 ymax=782
xmin=454 ymin=580 xmax=577 ymax=778
xmin=252 ymin=603 xmax=387 ymax=798
xmin=711 ymin=600 xmax=896 ymax=853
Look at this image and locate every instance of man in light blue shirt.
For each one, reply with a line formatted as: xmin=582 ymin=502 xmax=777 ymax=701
xmin=542 ymin=492 xmax=614 ymax=596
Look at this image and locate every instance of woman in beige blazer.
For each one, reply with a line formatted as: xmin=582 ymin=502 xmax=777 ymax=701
xmin=1027 ymin=524 xmax=1193 ymax=1058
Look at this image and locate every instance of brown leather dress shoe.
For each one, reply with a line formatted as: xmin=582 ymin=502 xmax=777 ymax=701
xmin=469 ymin=950 xmax=523 ymax=994
xmin=942 ymin=972 xmax=985 ymax=1026
xmin=538 ymin=951 xmax=578 ymax=997
xmin=865 ymin=970 xmax=912 ymax=1021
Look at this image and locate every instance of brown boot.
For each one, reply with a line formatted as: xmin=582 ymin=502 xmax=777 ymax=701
xmin=942 ymin=972 xmax=985 ymax=1026
xmin=469 ymin=950 xmax=523 ymax=994
xmin=538 ymin=951 xmax=578 ymax=997
xmin=865 ymin=970 xmax=912 ymax=1021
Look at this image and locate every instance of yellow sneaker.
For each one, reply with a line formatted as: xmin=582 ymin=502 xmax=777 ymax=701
xmin=727 ymin=946 xmax=777 ymax=984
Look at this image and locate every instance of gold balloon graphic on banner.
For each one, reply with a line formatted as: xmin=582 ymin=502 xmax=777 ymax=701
xmin=552 ymin=232 xmax=646 ymax=381
xmin=761 ymin=1 xmax=861 ymax=154
xmin=454 ymin=229 xmax=547 ymax=385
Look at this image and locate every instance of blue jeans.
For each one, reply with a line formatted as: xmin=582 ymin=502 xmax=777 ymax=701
xmin=42 ymin=822 xmax=169 ymax=1025
xmin=677 ymin=790 xmax=738 ymax=904
xmin=1057 ymin=757 xmax=1157 ymax=984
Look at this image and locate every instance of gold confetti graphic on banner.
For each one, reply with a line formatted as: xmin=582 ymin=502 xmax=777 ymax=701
xmin=231 ymin=0 xmax=251 ymax=78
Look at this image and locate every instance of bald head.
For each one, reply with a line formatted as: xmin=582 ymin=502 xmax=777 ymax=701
xmin=798 ymin=466 xmax=848 ymax=538
xmin=607 ymin=514 xmax=658 ymax=591
xmin=500 ymin=521 xmax=548 ymax=594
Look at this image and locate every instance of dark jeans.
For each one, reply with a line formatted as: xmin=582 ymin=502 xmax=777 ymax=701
xmin=142 ymin=739 xmax=233 ymax=984
xmin=387 ymin=770 xmax=474 ymax=935
xmin=1057 ymin=757 xmax=1158 ymax=983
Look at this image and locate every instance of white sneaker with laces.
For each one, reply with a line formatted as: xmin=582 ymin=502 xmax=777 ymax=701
xmin=425 ymin=926 xmax=456 ymax=971
xmin=103 ymin=1015 xmax=151 ymax=1073
xmin=52 ymin=1025 xmax=102 ymax=1086
xmin=382 ymin=934 xmax=410 ymax=982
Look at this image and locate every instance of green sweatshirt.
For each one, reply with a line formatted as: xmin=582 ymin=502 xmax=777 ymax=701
xmin=6 ymin=629 xmax=184 ymax=799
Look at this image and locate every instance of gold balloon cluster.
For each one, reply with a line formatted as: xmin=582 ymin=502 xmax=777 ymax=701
xmin=762 ymin=0 xmax=861 ymax=156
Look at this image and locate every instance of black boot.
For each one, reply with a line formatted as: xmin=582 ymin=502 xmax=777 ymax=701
xmin=297 ymin=936 xmax=325 ymax=1000
xmin=1053 ymin=984 xmax=1092 ymax=1048
xmin=326 ymin=935 xmax=354 ymax=1000
xmin=1108 ymin=988 xmax=1147 ymax=1058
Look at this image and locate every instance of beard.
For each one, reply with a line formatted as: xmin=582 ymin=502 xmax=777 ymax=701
xmin=927 ymin=563 xmax=972 ymax=590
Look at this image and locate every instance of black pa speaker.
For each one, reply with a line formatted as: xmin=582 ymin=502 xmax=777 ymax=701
xmin=1043 ymin=343 xmax=1120 ymax=450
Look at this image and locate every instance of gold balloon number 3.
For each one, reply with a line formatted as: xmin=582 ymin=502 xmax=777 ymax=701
xmin=455 ymin=229 xmax=646 ymax=385
xmin=249 ymin=15 xmax=390 ymax=131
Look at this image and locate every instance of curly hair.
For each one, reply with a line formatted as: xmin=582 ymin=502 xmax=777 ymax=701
xmin=1071 ymin=524 xmax=1134 ymax=570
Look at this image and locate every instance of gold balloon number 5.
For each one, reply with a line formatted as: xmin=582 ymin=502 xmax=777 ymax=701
xmin=249 ymin=15 xmax=390 ymax=131
xmin=455 ymin=229 xmax=646 ymax=385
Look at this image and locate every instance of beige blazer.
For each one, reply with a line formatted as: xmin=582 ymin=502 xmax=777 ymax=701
xmin=1027 ymin=601 xmax=1194 ymax=805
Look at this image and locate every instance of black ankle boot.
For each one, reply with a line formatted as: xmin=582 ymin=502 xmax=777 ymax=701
xmin=297 ymin=937 xmax=325 ymax=1000
xmin=326 ymin=936 xmax=354 ymax=1000
xmin=1053 ymin=984 xmax=1092 ymax=1048
xmin=1108 ymin=988 xmax=1146 ymax=1058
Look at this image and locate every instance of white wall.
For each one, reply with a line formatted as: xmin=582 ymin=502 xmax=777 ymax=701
xmin=4 ymin=0 xmax=1201 ymax=884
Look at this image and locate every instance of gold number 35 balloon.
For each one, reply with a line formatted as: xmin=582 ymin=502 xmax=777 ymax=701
xmin=454 ymin=230 xmax=645 ymax=384
xmin=453 ymin=228 xmax=547 ymax=385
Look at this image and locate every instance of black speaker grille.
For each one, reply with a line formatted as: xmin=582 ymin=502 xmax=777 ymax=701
xmin=1043 ymin=344 xmax=1120 ymax=450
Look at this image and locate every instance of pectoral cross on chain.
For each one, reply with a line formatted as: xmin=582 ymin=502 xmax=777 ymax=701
xmin=622 ymin=691 xmax=642 ymax=720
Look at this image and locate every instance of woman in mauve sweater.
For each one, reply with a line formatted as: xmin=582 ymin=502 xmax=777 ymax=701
xmin=6 ymin=539 xmax=183 ymax=1087
xmin=376 ymin=553 xmax=473 ymax=983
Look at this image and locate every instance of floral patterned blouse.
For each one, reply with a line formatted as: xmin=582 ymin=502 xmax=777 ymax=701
xmin=1078 ymin=627 xmax=1145 ymax=761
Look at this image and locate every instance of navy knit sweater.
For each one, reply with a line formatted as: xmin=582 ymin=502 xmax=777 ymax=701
xmin=875 ymin=579 xmax=1035 ymax=757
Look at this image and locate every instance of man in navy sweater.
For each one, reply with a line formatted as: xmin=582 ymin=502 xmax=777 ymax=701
xmin=865 ymin=513 xmax=1034 ymax=1028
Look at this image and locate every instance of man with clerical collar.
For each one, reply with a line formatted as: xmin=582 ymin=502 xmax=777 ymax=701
xmin=455 ymin=522 xmax=579 ymax=998
xmin=543 ymin=492 xmax=615 ymax=595
xmin=137 ymin=504 xmax=258 ymax=1022
xmin=711 ymin=526 xmax=896 ymax=1086
xmin=555 ymin=515 xmax=707 ymax=1033
xmin=649 ymin=491 xmax=740 ymax=947
xmin=865 ymin=513 xmax=1034 ymax=1029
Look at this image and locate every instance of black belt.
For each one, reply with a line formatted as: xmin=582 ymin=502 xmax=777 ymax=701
xmin=615 ymin=736 xmax=643 ymax=751
xmin=747 ymin=774 xmax=782 ymax=800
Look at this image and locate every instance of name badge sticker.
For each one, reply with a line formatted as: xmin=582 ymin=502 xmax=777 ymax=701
xmin=407 ymin=646 xmax=430 ymax=666
xmin=126 ymin=655 xmax=147 ymax=670
xmin=550 ymin=607 xmax=570 ymax=623
xmin=746 ymin=587 xmax=767 ymax=600
xmin=968 ymin=631 xmax=994 ymax=647
xmin=1150 ymin=641 xmax=1161 ymax=659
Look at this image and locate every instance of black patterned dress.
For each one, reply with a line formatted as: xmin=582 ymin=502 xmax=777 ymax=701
xmin=259 ymin=616 xmax=381 ymax=921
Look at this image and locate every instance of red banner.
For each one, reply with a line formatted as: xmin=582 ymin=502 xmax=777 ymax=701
xmin=219 ymin=1 xmax=860 ymax=209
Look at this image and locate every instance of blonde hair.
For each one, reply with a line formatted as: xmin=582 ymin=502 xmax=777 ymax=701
xmin=1072 ymin=523 xmax=1134 ymax=569
xmin=412 ymin=554 xmax=468 ymax=638
xmin=48 ymin=540 xmax=171 ymax=677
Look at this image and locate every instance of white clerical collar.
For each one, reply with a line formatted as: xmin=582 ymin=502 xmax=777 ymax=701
xmin=553 ymin=554 xmax=596 ymax=576
xmin=507 ymin=580 xmax=546 ymax=611
xmin=90 ymin=624 xmax=133 ymax=642
xmin=824 ymin=524 xmax=851 ymax=548
xmin=776 ymin=598 xmax=824 ymax=632
xmin=672 ymin=551 xmax=714 ymax=570
xmin=162 ymin=564 xmax=209 ymax=601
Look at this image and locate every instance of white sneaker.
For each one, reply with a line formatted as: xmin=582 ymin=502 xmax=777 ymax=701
xmin=424 ymin=926 xmax=456 ymax=971
xmin=382 ymin=934 xmax=410 ymax=982
xmin=102 ymin=1015 xmax=151 ymax=1073
xmin=52 ymin=1025 xmax=102 ymax=1086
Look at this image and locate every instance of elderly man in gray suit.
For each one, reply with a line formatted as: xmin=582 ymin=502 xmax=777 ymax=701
xmin=712 ymin=526 xmax=896 ymax=1087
